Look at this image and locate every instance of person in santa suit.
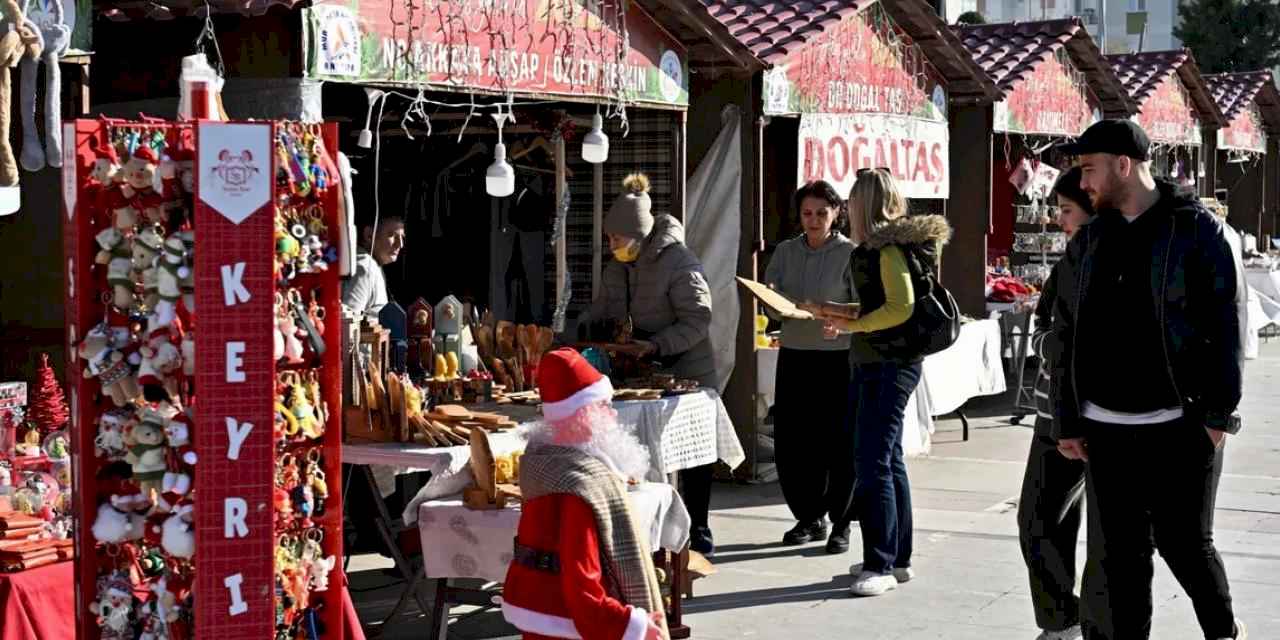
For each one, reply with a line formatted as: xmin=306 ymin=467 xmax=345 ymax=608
xmin=502 ymin=348 xmax=669 ymax=640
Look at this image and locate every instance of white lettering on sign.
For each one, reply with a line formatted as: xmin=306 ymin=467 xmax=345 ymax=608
xmin=226 ymin=342 xmax=246 ymax=383
xmin=221 ymin=263 xmax=251 ymax=306
xmin=224 ymin=573 xmax=248 ymax=616
xmin=799 ymin=113 xmax=950 ymax=199
xmin=225 ymin=418 xmax=254 ymax=461
xmin=225 ymin=498 xmax=248 ymax=538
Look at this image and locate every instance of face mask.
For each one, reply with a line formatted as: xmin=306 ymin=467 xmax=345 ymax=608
xmin=613 ymin=239 xmax=641 ymax=263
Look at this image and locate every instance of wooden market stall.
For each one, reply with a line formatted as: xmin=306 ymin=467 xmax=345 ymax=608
xmin=1105 ymin=49 xmax=1226 ymax=196
xmin=1205 ymin=71 xmax=1280 ymax=241
xmin=951 ymin=18 xmax=1136 ymax=309
xmin=643 ymin=0 xmax=999 ymax=478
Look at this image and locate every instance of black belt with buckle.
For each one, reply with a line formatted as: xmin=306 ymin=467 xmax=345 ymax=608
xmin=513 ymin=538 xmax=561 ymax=574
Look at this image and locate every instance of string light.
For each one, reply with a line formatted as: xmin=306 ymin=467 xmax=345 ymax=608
xmin=582 ymin=110 xmax=609 ymax=164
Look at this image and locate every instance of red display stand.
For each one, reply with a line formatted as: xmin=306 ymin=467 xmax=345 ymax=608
xmin=63 ymin=119 xmax=344 ymax=639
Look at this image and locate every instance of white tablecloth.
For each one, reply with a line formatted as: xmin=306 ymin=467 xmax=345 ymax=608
xmin=414 ymin=482 xmax=690 ymax=583
xmin=1246 ymin=268 xmax=1280 ymax=304
xmin=755 ymin=319 xmax=1006 ymax=457
xmin=345 ymin=390 xmax=745 ymax=511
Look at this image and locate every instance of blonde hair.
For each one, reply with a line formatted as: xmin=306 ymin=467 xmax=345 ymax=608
xmin=848 ymin=169 xmax=906 ymax=239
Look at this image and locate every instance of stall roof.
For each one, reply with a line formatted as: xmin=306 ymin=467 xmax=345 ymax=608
xmin=1106 ymin=49 xmax=1226 ymax=128
xmin=954 ymin=18 xmax=1135 ymax=115
xmin=1204 ymin=71 xmax=1280 ymax=133
xmin=98 ymin=0 xmax=300 ymax=20
xmin=665 ymin=0 xmax=997 ymax=100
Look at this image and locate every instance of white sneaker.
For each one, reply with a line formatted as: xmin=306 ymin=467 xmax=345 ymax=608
xmin=1036 ymin=625 xmax=1082 ymax=640
xmin=1218 ymin=618 xmax=1246 ymax=640
xmin=849 ymin=570 xmax=897 ymax=597
xmin=849 ymin=563 xmax=914 ymax=583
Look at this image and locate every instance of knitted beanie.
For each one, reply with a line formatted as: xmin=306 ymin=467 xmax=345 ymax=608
xmin=602 ymin=173 xmax=653 ymax=240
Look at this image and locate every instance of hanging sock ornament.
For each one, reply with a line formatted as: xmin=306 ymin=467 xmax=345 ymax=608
xmin=27 ymin=352 xmax=68 ymax=433
xmin=486 ymin=111 xmax=515 ymax=198
xmin=0 ymin=0 xmax=43 ymax=205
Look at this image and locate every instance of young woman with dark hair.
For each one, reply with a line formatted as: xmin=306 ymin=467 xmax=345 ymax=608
xmin=763 ymin=180 xmax=859 ymax=553
xmin=1018 ymin=166 xmax=1096 ymax=640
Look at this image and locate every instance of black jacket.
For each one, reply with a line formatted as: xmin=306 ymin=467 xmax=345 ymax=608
xmin=1050 ymin=181 xmax=1243 ymax=439
xmin=847 ymin=214 xmax=952 ymax=365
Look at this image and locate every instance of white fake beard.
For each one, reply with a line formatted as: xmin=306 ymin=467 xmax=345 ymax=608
xmin=523 ymin=403 xmax=652 ymax=482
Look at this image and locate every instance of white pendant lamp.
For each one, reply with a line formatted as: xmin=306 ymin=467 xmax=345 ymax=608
xmin=486 ymin=112 xmax=516 ymax=198
xmin=358 ymin=88 xmax=384 ymax=149
xmin=582 ymin=113 xmax=609 ymax=164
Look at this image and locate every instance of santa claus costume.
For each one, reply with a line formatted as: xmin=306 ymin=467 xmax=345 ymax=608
xmin=502 ymin=348 xmax=668 ymax=640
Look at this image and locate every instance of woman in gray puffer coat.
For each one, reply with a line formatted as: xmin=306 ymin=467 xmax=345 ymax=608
xmin=586 ymin=172 xmax=718 ymax=555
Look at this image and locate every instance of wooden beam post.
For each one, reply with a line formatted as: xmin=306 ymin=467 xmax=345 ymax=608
xmin=1266 ymin=135 xmax=1279 ymax=242
xmin=943 ymin=104 xmax=993 ymax=317
xmin=674 ymin=110 xmax=688 ymax=223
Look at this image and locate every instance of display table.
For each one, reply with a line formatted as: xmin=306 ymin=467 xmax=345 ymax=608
xmin=0 ymin=562 xmax=74 ymax=640
xmin=756 ymin=319 xmax=1006 ymax=456
xmin=1246 ymin=267 xmax=1280 ymax=304
xmin=417 ymin=482 xmax=690 ymax=584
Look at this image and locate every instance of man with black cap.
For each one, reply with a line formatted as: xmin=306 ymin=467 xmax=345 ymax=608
xmin=1051 ymin=120 xmax=1245 ymax=639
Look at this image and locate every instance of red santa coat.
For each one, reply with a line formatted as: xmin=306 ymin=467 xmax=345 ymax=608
xmin=503 ymin=494 xmax=649 ymax=640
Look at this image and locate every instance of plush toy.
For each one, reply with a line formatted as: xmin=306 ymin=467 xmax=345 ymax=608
xmin=78 ymin=325 xmax=141 ymax=407
xmin=152 ymin=235 xmax=187 ymax=328
xmin=138 ymin=321 xmax=183 ymax=401
xmin=161 ymin=502 xmax=195 ymax=559
xmin=162 ymin=411 xmax=196 ymax=497
xmin=175 ymin=229 xmax=194 ymax=311
xmin=94 ymin=227 xmax=127 ymax=265
xmin=89 ymin=574 xmax=135 ymax=638
xmin=18 ymin=0 xmax=66 ymax=172
xmin=0 ymin=0 xmax=41 ymax=187
xmin=125 ymin=410 xmax=168 ymax=494
xmin=91 ymin=492 xmax=148 ymax=543
xmin=132 ymin=225 xmax=164 ymax=277
xmin=124 ymin=147 xmax=164 ymax=224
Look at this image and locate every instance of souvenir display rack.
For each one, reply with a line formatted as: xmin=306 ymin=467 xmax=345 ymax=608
xmin=63 ymin=118 xmax=344 ymax=639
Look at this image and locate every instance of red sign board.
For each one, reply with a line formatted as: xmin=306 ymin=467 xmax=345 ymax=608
xmin=762 ymin=3 xmax=946 ymax=120
xmin=1134 ymin=73 xmax=1201 ymax=145
xmin=303 ymin=0 xmax=688 ymax=106
xmin=994 ymin=53 xmax=1099 ymax=136
xmin=194 ymin=122 xmax=275 ymax=637
xmin=1219 ymin=103 xmax=1266 ymax=153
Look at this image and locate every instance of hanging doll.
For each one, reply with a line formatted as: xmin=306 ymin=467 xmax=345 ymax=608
xmin=18 ymin=0 xmax=68 ymax=172
xmin=0 ymin=0 xmax=41 ymax=188
xmin=125 ymin=409 xmax=169 ymax=495
xmin=162 ymin=410 xmax=196 ymax=497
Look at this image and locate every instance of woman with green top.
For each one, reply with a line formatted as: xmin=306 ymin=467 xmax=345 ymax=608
xmin=814 ymin=169 xmax=952 ymax=597
xmin=764 ymin=180 xmax=859 ymax=554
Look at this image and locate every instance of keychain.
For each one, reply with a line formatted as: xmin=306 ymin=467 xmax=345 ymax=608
xmin=277 ymin=292 xmax=306 ymax=364
xmin=304 ymin=370 xmax=328 ymax=425
xmin=290 ymin=289 xmax=326 ymax=358
xmin=302 ymin=528 xmax=336 ymax=592
xmin=305 ymin=449 xmax=329 ymax=517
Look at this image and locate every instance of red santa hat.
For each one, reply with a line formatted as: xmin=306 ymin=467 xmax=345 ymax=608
xmin=537 ymin=348 xmax=614 ymax=423
xmin=132 ymin=145 xmax=158 ymax=165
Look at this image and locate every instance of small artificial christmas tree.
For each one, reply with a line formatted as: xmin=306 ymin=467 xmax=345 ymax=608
xmin=27 ymin=353 xmax=69 ymax=433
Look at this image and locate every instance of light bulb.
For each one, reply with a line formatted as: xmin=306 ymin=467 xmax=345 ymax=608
xmin=582 ymin=113 xmax=609 ymax=164
xmin=486 ymin=142 xmax=515 ymax=198
xmin=357 ymin=129 xmax=373 ymax=149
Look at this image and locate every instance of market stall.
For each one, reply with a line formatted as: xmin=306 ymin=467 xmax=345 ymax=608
xmin=659 ymin=0 xmax=997 ymax=479
xmin=953 ymin=18 xmax=1135 ymax=314
xmin=1205 ymin=71 xmax=1280 ymax=241
xmin=1106 ymin=50 xmax=1225 ymax=197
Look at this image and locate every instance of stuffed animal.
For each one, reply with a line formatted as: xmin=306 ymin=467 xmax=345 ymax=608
xmin=94 ymin=227 xmax=127 ymax=265
xmin=89 ymin=575 xmax=135 ymax=638
xmin=79 ymin=325 xmax=141 ymax=407
xmin=125 ymin=411 xmax=168 ymax=494
xmin=161 ymin=502 xmax=194 ymax=559
xmin=18 ymin=0 xmax=67 ymax=172
xmin=91 ymin=492 xmax=148 ymax=543
xmin=132 ymin=225 xmax=164 ymax=277
xmin=175 ymin=229 xmax=194 ymax=312
xmin=152 ymin=235 xmax=187 ymax=328
xmin=0 ymin=0 xmax=41 ymax=187
xmin=138 ymin=322 xmax=183 ymax=401
xmin=162 ymin=411 xmax=196 ymax=497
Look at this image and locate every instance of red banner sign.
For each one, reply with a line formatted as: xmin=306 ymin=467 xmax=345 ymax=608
xmin=304 ymin=0 xmax=688 ymax=106
xmin=194 ymin=122 xmax=275 ymax=637
xmin=994 ymin=53 xmax=1099 ymax=137
xmin=1134 ymin=73 xmax=1201 ymax=145
xmin=800 ymin=113 xmax=949 ymax=199
xmin=762 ymin=3 xmax=946 ymax=120
xmin=1219 ymin=102 xmax=1265 ymax=153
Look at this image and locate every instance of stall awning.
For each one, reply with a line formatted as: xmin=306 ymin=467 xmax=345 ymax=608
xmin=682 ymin=0 xmax=997 ymax=102
xmin=1107 ymin=49 xmax=1227 ymax=137
xmin=955 ymin=18 xmax=1134 ymax=137
xmin=98 ymin=1 xmax=302 ymax=21
xmin=1205 ymin=71 xmax=1280 ymax=144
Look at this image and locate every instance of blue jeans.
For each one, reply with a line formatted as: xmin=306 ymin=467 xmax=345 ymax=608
xmin=851 ymin=361 xmax=923 ymax=574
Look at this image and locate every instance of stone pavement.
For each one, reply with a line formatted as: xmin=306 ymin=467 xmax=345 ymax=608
xmin=351 ymin=340 xmax=1280 ymax=639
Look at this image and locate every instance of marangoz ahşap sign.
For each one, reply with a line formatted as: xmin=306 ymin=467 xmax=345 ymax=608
xmin=302 ymin=0 xmax=688 ymax=107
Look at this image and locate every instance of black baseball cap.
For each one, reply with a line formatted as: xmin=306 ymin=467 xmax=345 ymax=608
xmin=1056 ymin=119 xmax=1151 ymax=161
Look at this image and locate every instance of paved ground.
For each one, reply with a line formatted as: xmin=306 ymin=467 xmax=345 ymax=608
xmin=351 ymin=340 xmax=1280 ymax=639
